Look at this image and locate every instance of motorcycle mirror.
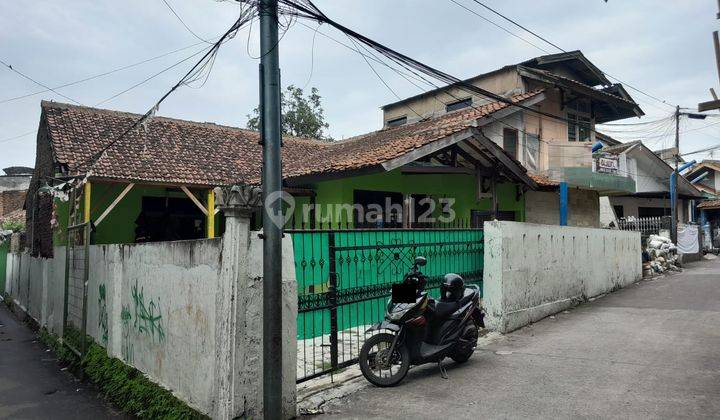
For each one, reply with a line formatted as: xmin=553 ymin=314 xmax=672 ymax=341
xmin=414 ymin=256 xmax=427 ymax=267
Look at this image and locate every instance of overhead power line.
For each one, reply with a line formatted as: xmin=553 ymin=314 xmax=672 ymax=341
xmin=161 ymin=0 xmax=214 ymax=44
xmin=455 ymin=0 xmax=677 ymax=110
xmin=0 ymin=38 xmax=217 ymax=105
xmin=0 ymin=130 xmax=36 ymax=144
xmin=94 ymin=44 xmax=213 ymax=107
xmin=265 ymin=0 xmax=636 ymax=139
xmin=448 ymin=0 xmax=551 ymax=53
xmin=0 ymin=59 xmax=81 ymax=104
xmin=77 ymin=7 xmax=257 ymax=173
xmin=466 ymin=0 xmax=564 ymax=52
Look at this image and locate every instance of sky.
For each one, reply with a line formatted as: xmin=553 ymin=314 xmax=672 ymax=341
xmin=1 ymin=0 xmax=719 ymax=171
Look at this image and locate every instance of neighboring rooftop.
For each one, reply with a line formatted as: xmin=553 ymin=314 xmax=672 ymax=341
xmin=2 ymin=166 xmax=33 ymax=176
xmin=380 ymin=50 xmax=639 ymax=117
xmin=698 ymin=199 xmax=720 ymax=210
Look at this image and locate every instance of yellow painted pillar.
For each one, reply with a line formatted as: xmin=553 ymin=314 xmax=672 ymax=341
xmin=84 ymin=181 xmax=92 ymax=223
xmin=207 ymin=189 xmax=215 ymax=238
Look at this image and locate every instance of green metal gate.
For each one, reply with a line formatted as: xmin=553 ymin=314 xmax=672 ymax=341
xmin=290 ymin=228 xmax=484 ymax=382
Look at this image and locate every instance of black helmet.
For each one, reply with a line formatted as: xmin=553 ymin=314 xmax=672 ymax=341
xmin=440 ymin=273 xmax=464 ymax=302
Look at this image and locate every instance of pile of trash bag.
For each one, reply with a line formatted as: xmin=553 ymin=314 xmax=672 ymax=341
xmin=644 ymin=234 xmax=681 ymax=274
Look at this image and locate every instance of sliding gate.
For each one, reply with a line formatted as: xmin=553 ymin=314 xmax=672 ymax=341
xmin=291 ymin=228 xmax=484 ymax=382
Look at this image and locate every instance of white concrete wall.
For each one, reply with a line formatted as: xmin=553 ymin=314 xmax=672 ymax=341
xmin=483 ymin=221 xmax=641 ymax=333
xmin=525 ymin=189 xmax=600 ymax=228
xmin=4 ymin=232 xmax=298 ymax=419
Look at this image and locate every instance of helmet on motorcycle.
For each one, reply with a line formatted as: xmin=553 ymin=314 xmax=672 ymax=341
xmin=440 ymin=273 xmax=464 ymax=302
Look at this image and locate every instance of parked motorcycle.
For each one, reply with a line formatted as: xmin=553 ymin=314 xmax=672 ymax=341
xmin=359 ymin=256 xmax=485 ymax=387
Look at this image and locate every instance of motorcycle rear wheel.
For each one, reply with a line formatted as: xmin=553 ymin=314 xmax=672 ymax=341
xmin=359 ymin=333 xmax=410 ymax=387
xmin=450 ymin=324 xmax=479 ymax=363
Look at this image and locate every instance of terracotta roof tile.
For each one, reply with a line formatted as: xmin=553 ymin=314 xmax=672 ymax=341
xmin=41 ymin=90 xmax=543 ymax=187
xmin=0 ymin=209 xmax=25 ymax=224
xmin=528 ymin=173 xmax=559 ymax=187
xmin=698 ymin=199 xmax=720 ymax=209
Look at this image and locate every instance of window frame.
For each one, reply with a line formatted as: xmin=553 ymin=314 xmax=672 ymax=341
xmin=386 ymin=115 xmax=407 ymax=128
xmin=502 ymin=127 xmax=519 ymax=160
xmin=445 ymin=97 xmax=472 ymax=113
xmin=566 ymin=100 xmax=593 ymax=142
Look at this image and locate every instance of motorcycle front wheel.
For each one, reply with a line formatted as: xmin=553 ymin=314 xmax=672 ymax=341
xmin=359 ymin=333 xmax=410 ymax=387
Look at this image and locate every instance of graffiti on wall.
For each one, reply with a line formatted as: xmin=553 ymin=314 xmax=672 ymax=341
xmin=98 ymin=283 xmax=109 ymax=345
xmin=120 ymin=305 xmax=134 ymax=363
xmin=131 ymin=280 xmax=166 ymax=343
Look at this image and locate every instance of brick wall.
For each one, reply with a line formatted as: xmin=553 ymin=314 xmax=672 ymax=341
xmin=0 ymin=189 xmax=27 ymax=216
xmin=27 ymin=121 xmax=57 ymax=257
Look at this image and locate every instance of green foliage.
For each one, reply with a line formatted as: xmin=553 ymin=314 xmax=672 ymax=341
xmin=39 ymin=328 xmax=207 ymax=420
xmin=247 ymin=85 xmax=331 ymax=140
xmin=0 ymin=220 xmax=24 ymax=232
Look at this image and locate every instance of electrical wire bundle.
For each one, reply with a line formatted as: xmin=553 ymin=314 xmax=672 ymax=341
xmin=77 ymin=6 xmax=258 ymax=173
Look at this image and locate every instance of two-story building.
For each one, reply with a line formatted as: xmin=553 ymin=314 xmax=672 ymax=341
xmin=380 ymin=51 xmax=643 ymax=226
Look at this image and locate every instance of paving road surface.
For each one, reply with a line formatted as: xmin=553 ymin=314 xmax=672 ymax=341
xmin=322 ymin=258 xmax=720 ymax=419
xmin=0 ymin=303 xmax=125 ymax=419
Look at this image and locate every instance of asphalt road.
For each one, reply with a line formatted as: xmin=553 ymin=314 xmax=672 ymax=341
xmin=0 ymin=303 xmax=125 ymax=419
xmin=322 ymin=258 xmax=720 ymax=419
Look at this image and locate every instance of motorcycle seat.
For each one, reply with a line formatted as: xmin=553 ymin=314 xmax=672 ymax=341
xmin=458 ymin=288 xmax=476 ymax=307
xmin=431 ymin=300 xmax=459 ymax=320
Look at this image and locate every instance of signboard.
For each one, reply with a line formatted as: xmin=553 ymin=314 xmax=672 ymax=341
xmin=594 ymin=152 xmax=619 ymax=174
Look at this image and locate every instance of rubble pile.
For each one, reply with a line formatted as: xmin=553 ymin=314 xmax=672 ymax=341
xmin=645 ymin=234 xmax=681 ymax=274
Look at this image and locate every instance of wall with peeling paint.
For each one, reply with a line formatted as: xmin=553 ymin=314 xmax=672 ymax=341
xmin=4 ymin=231 xmax=298 ymax=419
xmin=483 ymin=221 xmax=641 ymax=333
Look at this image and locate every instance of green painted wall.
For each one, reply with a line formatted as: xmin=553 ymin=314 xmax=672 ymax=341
xmin=50 ymin=170 xmax=524 ymax=245
xmin=292 ymin=168 xmax=525 ymax=227
xmin=53 ymin=183 xmax=219 ymax=245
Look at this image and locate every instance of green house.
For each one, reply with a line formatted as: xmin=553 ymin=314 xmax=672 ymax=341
xmin=26 ymin=94 xmax=543 ymax=257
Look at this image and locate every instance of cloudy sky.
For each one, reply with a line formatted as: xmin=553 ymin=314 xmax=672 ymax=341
xmin=1 ymin=0 xmax=719 ymax=171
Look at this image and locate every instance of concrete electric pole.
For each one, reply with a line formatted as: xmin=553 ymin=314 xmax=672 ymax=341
xmin=259 ymin=0 xmax=283 ymax=418
xmin=672 ymin=105 xmax=680 ymax=244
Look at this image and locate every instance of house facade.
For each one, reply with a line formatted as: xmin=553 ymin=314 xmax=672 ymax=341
xmin=598 ymin=141 xmax=703 ymax=225
xmin=27 ymin=93 xmax=541 ymax=254
xmin=686 ymin=160 xmax=720 ymax=249
xmin=380 ymin=51 xmax=644 ymax=227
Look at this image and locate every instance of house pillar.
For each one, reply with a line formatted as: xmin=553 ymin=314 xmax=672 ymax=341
xmin=212 ymin=185 xmax=297 ymax=419
xmin=84 ymin=181 xmax=92 ymax=223
xmin=207 ymin=189 xmax=215 ymax=238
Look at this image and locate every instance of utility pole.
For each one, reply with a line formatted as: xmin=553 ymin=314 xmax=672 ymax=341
xmin=672 ymin=105 xmax=680 ymax=244
xmin=259 ymin=0 xmax=283 ymax=418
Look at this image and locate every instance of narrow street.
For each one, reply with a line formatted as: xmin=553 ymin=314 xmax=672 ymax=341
xmin=322 ymin=258 xmax=720 ymax=419
xmin=0 ymin=304 xmax=125 ymax=419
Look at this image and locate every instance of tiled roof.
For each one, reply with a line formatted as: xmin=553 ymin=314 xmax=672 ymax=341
xmin=520 ymin=66 xmax=640 ymax=109
xmin=43 ymin=101 xmax=327 ymax=187
xmin=698 ymin=199 xmax=720 ymax=209
xmin=41 ymin=90 xmax=542 ymax=187
xmin=528 ymin=173 xmax=559 ymax=187
xmin=284 ymin=91 xmax=543 ymax=181
xmin=603 ymin=140 xmax=641 ymax=154
xmin=0 ymin=209 xmax=25 ymax=224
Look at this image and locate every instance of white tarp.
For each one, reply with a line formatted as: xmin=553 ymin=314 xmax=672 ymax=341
xmin=677 ymin=224 xmax=699 ymax=254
